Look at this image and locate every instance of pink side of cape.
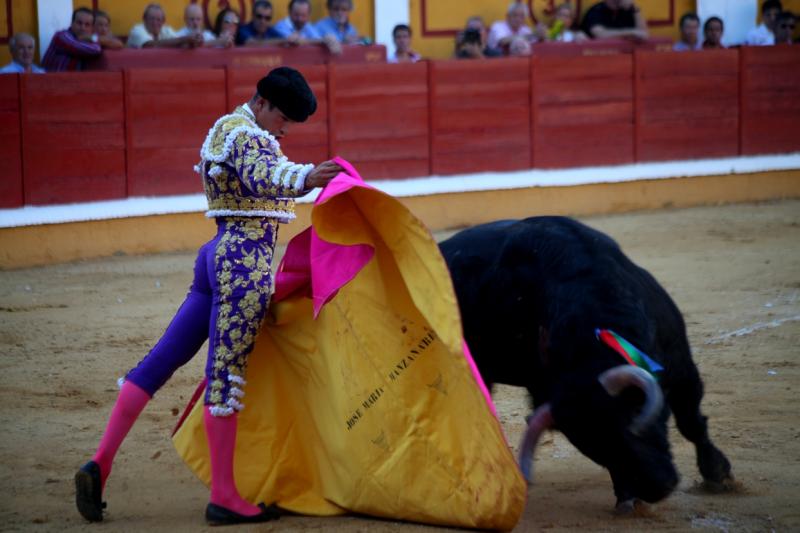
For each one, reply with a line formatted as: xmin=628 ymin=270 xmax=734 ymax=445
xmin=274 ymin=157 xmax=497 ymax=415
xmin=462 ymin=340 xmax=497 ymax=418
xmin=273 ymin=157 xmax=375 ymax=314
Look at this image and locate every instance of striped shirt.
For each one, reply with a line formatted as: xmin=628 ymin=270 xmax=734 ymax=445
xmin=42 ymin=29 xmax=102 ymax=72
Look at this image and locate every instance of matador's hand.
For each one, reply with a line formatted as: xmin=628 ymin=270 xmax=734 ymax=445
xmin=305 ymin=160 xmax=344 ymax=189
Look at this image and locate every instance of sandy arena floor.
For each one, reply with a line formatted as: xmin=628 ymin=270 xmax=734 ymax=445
xmin=1 ymin=200 xmax=799 ymax=532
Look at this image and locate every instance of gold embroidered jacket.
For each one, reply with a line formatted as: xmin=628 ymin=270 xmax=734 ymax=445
xmin=198 ymin=105 xmax=314 ymax=221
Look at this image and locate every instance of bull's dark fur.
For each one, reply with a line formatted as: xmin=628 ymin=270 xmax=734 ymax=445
xmin=440 ymin=216 xmax=732 ymax=507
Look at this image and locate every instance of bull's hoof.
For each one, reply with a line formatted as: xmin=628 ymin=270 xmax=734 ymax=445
xmin=698 ymin=445 xmax=732 ymax=484
xmin=614 ymin=498 xmax=653 ymax=516
xmin=614 ymin=498 xmax=638 ymax=515
xmin=699 ymin=476 xmax=740 ymax=494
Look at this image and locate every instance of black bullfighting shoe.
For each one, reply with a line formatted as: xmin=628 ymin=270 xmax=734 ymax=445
xmin=75 ymin=460 xmax=106 ymax=522
xmin=205 ymin=502 xmax=281 ymax=526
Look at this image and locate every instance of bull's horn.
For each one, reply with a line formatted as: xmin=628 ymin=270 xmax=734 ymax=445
xmin=598 ymin=365 xmax=664 ymax=436
xmin=517 ymin=403 xmax=554 ymax=483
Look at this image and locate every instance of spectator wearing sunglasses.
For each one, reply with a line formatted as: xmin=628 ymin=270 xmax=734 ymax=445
xmin=236 ymin=1 xmax=282 ymax=46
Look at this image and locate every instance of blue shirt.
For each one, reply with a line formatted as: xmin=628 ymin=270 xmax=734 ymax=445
xmin=313 ymin=17 xmax=358 ymax=42
xmin=0 ymin=61 xmax=46 ymax=74
xmin=235 ymin=21 xmax=283 ymax=45
xmin=271 ymin=17 xmax=321 ymax=39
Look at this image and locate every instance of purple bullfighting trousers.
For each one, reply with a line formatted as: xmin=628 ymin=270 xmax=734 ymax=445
xmin=125 ymin=217 xmax=278 ymax=416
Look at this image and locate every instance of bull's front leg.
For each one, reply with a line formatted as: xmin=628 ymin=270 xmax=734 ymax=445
xmin=667 ymin=369 xmax=734 ymax=490
xmin=609 ymin=469 xmax=640 ymax=514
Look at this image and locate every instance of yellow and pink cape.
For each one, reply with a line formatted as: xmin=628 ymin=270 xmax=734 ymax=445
xmin=172 ymin=159 xmax=526 ymax=530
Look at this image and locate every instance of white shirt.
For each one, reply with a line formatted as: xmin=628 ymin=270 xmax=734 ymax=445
xmin=126 ymin=23 xmax=179 ymax=48
xmin=487 ymin=20 xmax=533 ymax=50
xmin=745 ymin=23 xmax=774 ymax=46
xmin=175 ymin=27 xmax=217 ymax=41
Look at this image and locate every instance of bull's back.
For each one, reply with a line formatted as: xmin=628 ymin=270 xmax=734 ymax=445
xmin=440 ymin=217 xmax=690 ymax=387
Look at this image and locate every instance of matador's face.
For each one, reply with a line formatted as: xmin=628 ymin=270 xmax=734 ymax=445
xmin=253 ymin=97 xmax=295 ymax=139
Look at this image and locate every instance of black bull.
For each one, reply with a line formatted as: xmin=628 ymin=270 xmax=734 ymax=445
xmin=439 ymin=216 xmax=733 ymax=510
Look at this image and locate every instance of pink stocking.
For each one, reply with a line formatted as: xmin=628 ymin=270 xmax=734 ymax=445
xmin=203 ymin=407 xmax=261 ymax=516
xmin=92 ymin=380 xmax=151 ymax=488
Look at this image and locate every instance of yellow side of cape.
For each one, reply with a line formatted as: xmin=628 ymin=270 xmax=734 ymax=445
xmin=173 ymin=184 xmax=526 ymax=531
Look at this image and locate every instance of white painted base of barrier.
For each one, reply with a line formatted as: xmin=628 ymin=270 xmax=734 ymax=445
xmin=2 ymin=153 xmax=799 ymax=229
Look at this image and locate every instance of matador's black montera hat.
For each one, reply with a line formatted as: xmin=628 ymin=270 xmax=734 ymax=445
xmin=257 ymin=67 xmax=317 ymax=123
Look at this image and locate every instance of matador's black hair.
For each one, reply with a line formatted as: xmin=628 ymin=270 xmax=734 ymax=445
xmin=257 ymin=67 xmax=317 ymax=123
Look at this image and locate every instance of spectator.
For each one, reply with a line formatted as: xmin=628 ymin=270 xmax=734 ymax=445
xmin=388 ymin=24 xmax=420 ymax=63
xmin=236 ymin=1 xmax=282 ymax=45
xmin=487 ymin=2 xmax=533 ymax=53
xmin=458 ymin=16 xmax=503 ymax=57
xmin=745 ymin=0 xmax=782 ymax=45
xmin=41 ymin=7 xmax=102 ymax=71
xmin=544 ymin=2 xmax=588 ymax=42
xmin=127 ymin=3 xmax=202 ymax=49
xmin=176 ymin=4 xmax=217 ymax=42
xmin=509 ymin=35 xmax=532 ymax=56
xmin=177 ymin=4 xmax=234 ymax=48
xmin=580 ymin=0 xmax=648 ymax=41
xmin=314 ymin=0 xmax=361 ymax=44
xmin=272 ymin=0 xmax=322 ymax=40
xmin=702 ymin=16 xmax=725 ymax=49
xmin=773 ymin=11 xmax=796 ymax=44
xmin=456 ymin=27 xmax=486 ymax=59
xmin=93 ymin=10 xmax=124 ymax=50
xmin=673 ymin=12 xmax=701 ymax=51
xmin=0 ymin=33 xmax=45 ymax=73
xmin=273 ymin=0 xmax=342 ymax=54
xmin=214 ymin=8 xmax=242 ymax=45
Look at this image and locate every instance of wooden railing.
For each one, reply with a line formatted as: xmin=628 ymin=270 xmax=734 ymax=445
xmin=1 ymin=45 xmax=798 ymax=208
xmin=86 ymin=44 xmax=388 ymax=71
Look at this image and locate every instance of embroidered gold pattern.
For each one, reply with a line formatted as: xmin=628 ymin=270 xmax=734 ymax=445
xmin=206 ymin=195 xmax=296 ymax=217
xmin=200 ymin=106 xmax=311 ymax=221
xmin=198 ymin=105 xmax=314 ymax=416
xmin=205 ymin=217 xmax=278 ymax=414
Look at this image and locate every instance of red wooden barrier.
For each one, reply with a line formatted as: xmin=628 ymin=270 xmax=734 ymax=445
xmin=125 ymin=68 xmax=227 ymax=196
xmin=87 ymin=45 xmax=387 ymax=71
xmin=430 ymin=58 xmax=530 ymax=175
xmin=635 ymin=49 xmax=739 ymax=162
xmin=0 ymin=75 xmax=23 ymax=208
xmin=329 ymin=62 xmax=430 ymax=179
xmin=532 ymin=54 xmax=633 ymax=168
xmin=532 ymin=37 xmax=672 ymax=57
xmin=7 ymin=47 xmax=800 ymax=208
xmin=226 ymin=65 xmax=329 ymax=165
xmin=21 ymin=72 xmax=126 ymax=205
xmin=740 ymin=45 xmax=800 ymax=156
